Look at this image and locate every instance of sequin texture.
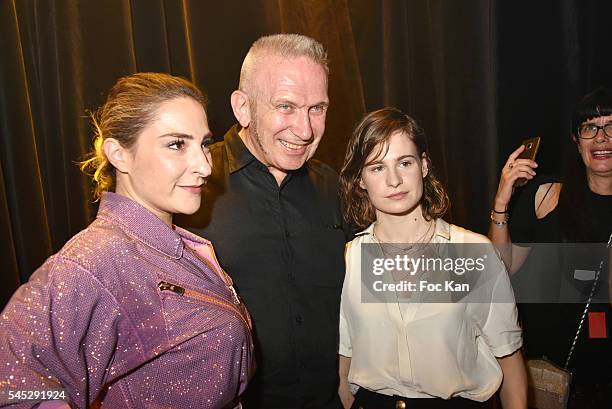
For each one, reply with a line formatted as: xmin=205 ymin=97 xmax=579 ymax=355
xmin=0 ymin=192 xmax=253 ymax=408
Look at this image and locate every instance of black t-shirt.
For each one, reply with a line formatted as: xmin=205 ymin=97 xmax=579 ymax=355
xmin=177 ymin=125 xmax=351 ymax=409
xmin=508 ymin=175 xmax=612 ymax=386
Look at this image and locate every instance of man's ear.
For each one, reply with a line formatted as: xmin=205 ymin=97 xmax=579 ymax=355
xmin=103 ymin=138 xmax=131 ymax=173
xmin=421 ymin=154 xmax=429 ymax=178
xmin=230 ymin=90 xmax=251 ymax=128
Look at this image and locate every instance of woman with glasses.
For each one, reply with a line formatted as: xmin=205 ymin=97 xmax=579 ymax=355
xmin=488 ymin=88 xmax=612 ymax=407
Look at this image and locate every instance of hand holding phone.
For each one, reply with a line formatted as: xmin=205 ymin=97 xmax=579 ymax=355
xmin=514 ymin=136 xmax=541 ymax=187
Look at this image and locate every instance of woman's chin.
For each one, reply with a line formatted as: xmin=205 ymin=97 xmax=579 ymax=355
xmin=377 ymin=203 xmax=422 ymax=218
xmin=174 ymin=200 xmax=202 ymax=216
xmin=179 ymin=207 xmax=201 ymax=216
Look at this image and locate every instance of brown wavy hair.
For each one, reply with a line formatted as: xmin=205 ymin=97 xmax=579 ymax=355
xmin=79 ymin=72 xmax=207 ymax=200
xmin=340 ymin=107 xmax=450 ymax=230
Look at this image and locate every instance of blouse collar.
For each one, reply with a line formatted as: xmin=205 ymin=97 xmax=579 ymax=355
xmin=357 ymin=218 xmax=452 ymax=243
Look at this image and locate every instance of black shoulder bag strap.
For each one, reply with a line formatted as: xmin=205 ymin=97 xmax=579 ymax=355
xmin=564 ymin=232 xmax=612 ymax=370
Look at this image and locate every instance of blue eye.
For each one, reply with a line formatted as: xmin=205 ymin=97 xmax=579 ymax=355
xmin=310 ymin=105 xmax=327 ymax=115
xmin=277 ymin=103 xmax=295 ymax=113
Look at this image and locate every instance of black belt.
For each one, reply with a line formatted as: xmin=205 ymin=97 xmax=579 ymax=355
xmin=351 ymin=388 xmax=492 ymax=409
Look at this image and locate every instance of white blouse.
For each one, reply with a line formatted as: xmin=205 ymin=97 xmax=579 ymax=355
xmin=339 ymin=219 xmax=522 ymax=401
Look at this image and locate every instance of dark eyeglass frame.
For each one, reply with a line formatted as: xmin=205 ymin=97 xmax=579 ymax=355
xmin=577 ymin=123 xmax=612 ymax=139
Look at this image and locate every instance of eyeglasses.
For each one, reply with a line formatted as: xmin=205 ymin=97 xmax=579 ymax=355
xmin=578 ymin=123 xmax=612 ymax=139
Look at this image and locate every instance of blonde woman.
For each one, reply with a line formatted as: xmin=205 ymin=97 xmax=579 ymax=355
xmin=0 ymin=73 xmax=252 ymax=408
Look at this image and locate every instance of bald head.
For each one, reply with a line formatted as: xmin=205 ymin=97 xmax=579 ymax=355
xmin=239 ymin=34 xmax=328 ymax=96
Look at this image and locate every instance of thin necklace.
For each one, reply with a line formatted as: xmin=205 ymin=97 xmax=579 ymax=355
xmin=372 ymin=219 xmax=434 ymax=250
xmin=372 ymin=220 xmax=435 ymax=296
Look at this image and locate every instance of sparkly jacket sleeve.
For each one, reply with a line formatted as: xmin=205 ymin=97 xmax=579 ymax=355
xmin=0 ymin=255 xmax=130 ymax=408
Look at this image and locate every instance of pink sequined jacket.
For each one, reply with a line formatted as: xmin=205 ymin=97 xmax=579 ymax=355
xmin=0 ymin=192 xmax=253 ymax=408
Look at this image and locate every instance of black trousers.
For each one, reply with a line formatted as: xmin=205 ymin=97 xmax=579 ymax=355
xmin=350 ymin=388 xmax=492 ymax=409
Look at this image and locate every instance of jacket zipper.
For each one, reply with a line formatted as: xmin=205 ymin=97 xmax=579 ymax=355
xmin=158 ymin=281 xmax=251 ymax=329
xmin=184 ymin=245 xmax=243 ymax=306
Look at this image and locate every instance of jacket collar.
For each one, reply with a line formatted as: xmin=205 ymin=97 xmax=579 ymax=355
xmin=97 ymin=192 xmax=210 ymax=259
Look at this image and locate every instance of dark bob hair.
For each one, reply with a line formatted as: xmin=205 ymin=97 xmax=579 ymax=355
xmin=571 ymin=87 xmax=612 ymax=137
xmin=339 ymin=107 xmax=450 ymax=230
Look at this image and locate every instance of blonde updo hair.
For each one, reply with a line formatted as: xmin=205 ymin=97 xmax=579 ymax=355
xmin=80 ymin=72 xmax=207 ymax=200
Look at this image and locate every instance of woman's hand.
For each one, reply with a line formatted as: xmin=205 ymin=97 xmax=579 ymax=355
xmin=338 ymin=355 xmax=355 ymax=409
xmin=338 ymin=379 xmax=355 ymax=409
xmin=493 ymin=145 xmax=538 ymax=212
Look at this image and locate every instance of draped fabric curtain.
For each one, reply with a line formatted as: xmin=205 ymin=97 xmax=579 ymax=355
xmin=1 ymin=0 xmax=611 ymax=307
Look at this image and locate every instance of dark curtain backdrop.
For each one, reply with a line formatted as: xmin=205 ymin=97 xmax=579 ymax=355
xmin=2 ymin=0 xmax=612 ymax=307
